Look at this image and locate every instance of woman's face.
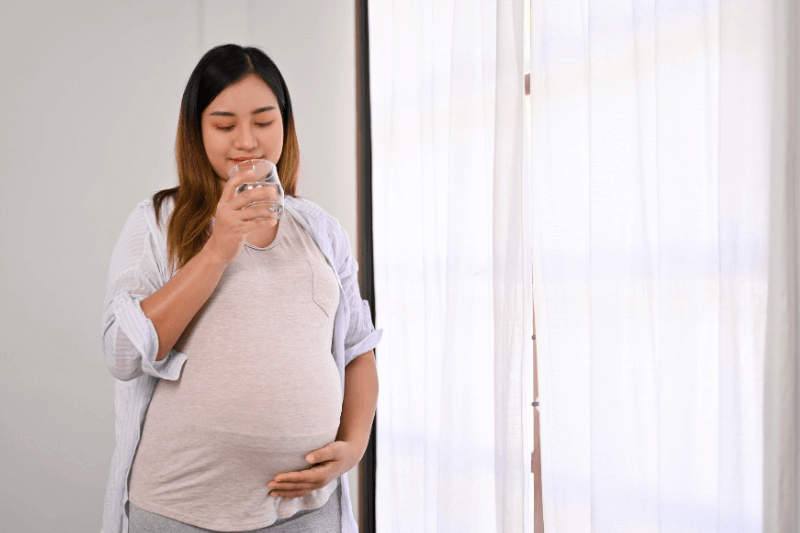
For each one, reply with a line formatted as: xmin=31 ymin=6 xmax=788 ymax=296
xmin=201 ymin=73 xmax=285 ymax=181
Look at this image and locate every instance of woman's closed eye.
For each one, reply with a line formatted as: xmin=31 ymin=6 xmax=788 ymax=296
xmin=216 ymin=121 xmax=274 ymax=131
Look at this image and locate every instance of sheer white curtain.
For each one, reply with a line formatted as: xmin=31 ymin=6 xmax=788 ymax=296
xmin=370 ymin=0 xmax=798 ymax=530
xmin=529 ymin=0 xmax=797 ymax=532
xmin=370 ymin=0 xmax=533 ymax=531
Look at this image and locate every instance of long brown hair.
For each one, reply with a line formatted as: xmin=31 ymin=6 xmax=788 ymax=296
xmin=152 ymin=44 xmax=301 ymax=272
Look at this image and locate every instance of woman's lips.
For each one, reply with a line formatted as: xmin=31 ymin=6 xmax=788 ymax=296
xmin=230 ymin=157 xmax=263 ymax=163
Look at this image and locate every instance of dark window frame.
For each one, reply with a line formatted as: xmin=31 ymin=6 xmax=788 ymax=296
xmin=355 ymin=1 xmax=377 ymax=532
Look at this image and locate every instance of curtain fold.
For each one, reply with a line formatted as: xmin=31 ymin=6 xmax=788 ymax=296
xmin=370 ymin=0 xmax=532 ymax=531
xmin=529 ymin=0 xmax=771 ymax=531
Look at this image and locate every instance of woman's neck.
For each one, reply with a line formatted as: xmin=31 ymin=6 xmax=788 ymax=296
xmin=244 ymin=220 xmax=280 ymax=248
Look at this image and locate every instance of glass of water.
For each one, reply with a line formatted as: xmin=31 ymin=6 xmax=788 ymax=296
xmin=228 ymin=159 xmax=284 ymax=219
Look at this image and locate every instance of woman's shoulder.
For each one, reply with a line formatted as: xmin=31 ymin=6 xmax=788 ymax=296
xmin=133 ymin=192 xmax=176 ymax=237
xmin=285 ymin=195 xmax=344 ymax=235
xmin=285 ymin=195 xmax=353 ymax=263
xmin=285 ymin=195 xmax=327 ymax=219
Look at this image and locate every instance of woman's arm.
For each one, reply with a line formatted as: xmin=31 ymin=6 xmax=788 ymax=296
xmin=140 ymin=245 xmax=228 ymax=362
xmin=335 ymin=350 xmax=379 ymax=458
xmin=102 ymin=203 xmax=186 ymax=381
xmin=102 ymin=223 xmax=230 ymax=379
xmin=102 ymin=177 xmax=280 ymax=380
xmin=143 ymin=175 xmax=284 ymax=361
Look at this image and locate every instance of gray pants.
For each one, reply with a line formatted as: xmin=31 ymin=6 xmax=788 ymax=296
xmin=128 ymin=484 xmax=342 ymax=533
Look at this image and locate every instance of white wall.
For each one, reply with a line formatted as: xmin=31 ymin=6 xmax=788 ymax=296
xmin=0 ymin=1 xmax=359 ymax=530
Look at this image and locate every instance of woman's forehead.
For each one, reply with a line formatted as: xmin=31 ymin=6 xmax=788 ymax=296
xmin=206 ymin=74 xmax=279 ymax=114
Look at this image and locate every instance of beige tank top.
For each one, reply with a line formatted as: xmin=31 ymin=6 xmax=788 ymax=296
xmin=128 ymin=210 xmax=342 ymax=531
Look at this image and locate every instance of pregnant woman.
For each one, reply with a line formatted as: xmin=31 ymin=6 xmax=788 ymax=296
xmin=100 ymin=44 xmax=382 ymax=533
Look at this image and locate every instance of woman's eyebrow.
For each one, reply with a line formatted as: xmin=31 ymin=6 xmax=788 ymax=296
xmin=209 ymin=106 xmax=275 ymax=117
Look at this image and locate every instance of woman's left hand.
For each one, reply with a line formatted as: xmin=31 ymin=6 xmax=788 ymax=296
xmin=267 ymin=440 xmax=360 ymax=499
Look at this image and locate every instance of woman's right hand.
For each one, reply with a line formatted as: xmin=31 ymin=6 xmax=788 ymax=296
xmin=205 ymin=170 xmax=282 ymax=266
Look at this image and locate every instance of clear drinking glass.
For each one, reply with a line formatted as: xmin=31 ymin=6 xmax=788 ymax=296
xmin=229 ymin=159 xmax=285 ymax=219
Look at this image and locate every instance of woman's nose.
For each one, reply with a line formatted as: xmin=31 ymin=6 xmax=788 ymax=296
xmin=235 ymin=126 xmax=258 ymax=150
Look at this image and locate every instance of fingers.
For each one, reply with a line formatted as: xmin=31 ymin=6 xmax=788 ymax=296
xmin=268 ymin=481 xmax=318 ymax=498
xmin=228 ymin=183 xmax=280 ymax=212
xmin=265 ymin=443 xmax=349 ymax=499
xmin=270 ymin=488 xmax=315 ymax=499
xmin=238 ymin=202 xmax=282 ymax=221
xmin=219 ymin=167 xmax=258 ymax=204
xmin=306 ymin=441 xmax=348 ymax=465
xmin=268 ymin=470 xmax=333 ymax=499
xmin=273 ymin=463 xmax=330 ymax=484
xmin=268 ymin=471 xmax=327 ymax=499
xmin=269 ymin=480 xmax=319 ymax=490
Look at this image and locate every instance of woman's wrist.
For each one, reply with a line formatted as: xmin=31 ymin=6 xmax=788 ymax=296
xmin=334 ymin=439 xmax=364 ymax=474
xmin=338 ymin=436 xmax=368 ymax=466
xmin=201 ymin=234 xmax=230 ymax=270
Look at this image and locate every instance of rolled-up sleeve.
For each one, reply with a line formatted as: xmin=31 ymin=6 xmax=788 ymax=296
xmin=101 ymin=203 xmax=187 ymax=381
xmin=332 ymin=222 xmax=383 ymax=367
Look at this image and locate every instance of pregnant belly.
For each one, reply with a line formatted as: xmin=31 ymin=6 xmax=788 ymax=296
xmin=151 ymin=338 xmax=344 ymax=437
xmin=130 ymin=421 xmax=338 ymax=513
xmin=129 ymin=358 xmax=343 ymax=523
xmin=175 ymin=360 xmax=344 ymax=438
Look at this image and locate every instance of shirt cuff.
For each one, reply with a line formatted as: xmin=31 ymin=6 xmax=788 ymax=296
xmin=344 ymin=328 xmax=383 ymax=367
xmin=113 ymin=292 xmax=187 ymax=381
